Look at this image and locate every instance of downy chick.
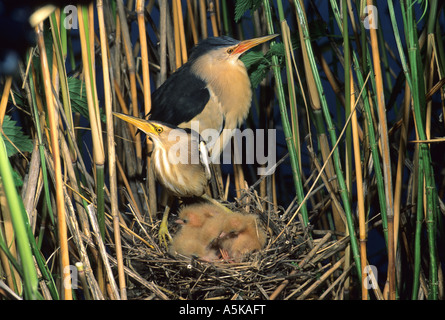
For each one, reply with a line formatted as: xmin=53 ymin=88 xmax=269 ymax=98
xmin=170 ymin=202 xmax=228 ymax=261
xmin=220 ymin=212 xmax=266 ymax=261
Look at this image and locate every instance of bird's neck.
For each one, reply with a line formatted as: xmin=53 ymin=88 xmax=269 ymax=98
xmin=191 ymin=56 xmax=252 ymax=129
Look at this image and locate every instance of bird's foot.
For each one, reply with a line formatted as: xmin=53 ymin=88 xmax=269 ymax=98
xmin=158 ymin=220 xmax=172 ymax=248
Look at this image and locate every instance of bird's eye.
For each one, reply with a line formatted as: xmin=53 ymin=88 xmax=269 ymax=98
xmin=227 ymin=48 xmax=234 ymax=54
xmin=156 ymin=127 xmax=163 ymax=134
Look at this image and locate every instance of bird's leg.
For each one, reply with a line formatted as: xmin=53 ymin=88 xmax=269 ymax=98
xmin=201 ymin=194 xmax=234 ymax=215
xmin=159 ymin=196 xmax=174 ymax=247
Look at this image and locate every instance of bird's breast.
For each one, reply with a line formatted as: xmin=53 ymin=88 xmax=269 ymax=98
xmin=191 ymin=57 xmax=252 ymax=129
xmin=151 ymin=146 xmax=207 ymax=198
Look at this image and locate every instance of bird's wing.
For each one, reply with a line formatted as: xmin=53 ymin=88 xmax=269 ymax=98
xmin=149 ymin=66 xmax=210 ymax=126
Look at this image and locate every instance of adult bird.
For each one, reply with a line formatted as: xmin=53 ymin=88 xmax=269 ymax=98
xmin=149 ymin=34 xmax=278 ymax=161
xmin=113 ymin=112 xmax=225 ymax=245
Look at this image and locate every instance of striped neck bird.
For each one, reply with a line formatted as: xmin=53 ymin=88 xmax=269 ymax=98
xmin=114 ymin=112 xmax=232 ymax=246
xmin=149 ymin=34 xmax=278 ymax=161
xmin=113 ymin=112 xmax=211 ymax=198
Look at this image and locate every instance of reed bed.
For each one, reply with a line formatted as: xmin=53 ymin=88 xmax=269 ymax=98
xmin=0 ymin=0 xmax=444 ymax=300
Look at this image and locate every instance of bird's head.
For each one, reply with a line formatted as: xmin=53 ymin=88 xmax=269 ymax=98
xmin=190 ymin=34 xmax=278 ymax=65
xmin=113 ymin=112 xmax=174 ymax=144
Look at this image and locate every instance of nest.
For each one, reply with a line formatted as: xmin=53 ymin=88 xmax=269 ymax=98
xmin=119 ymin=190 xmax=353 ymax=300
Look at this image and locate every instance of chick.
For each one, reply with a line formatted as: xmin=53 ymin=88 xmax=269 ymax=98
xmin=175 ymin=203 xmax=213 ymax=227
xmin=219 ymin=212 xmax=266 ymax=261
xmin=170 ymin=202 xmax=228 ymax=261
xmin=170 ymin=226 xmax=219 ymax=261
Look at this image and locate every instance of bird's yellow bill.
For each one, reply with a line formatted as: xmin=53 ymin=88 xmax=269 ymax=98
xmin=232 ymin=34 xmax=279 ymax=55
xmin=113 ymin=112 xmax=158 ymax=135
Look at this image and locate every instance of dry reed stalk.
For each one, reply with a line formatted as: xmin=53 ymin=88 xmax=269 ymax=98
xmin=367 ymin=0 xmax=395 ymax=300
xmin=297 ymin=255 xmax=346 ymax=300
xmin=175 ymin=0 xmax=188 ymax=63
xmin=159 ymin=0 xmax=168 ymax=83
xmin=172 ymin=0 xmax=182 ymax=69
xmin=58 ymin=130 xmax=90 ymax=237
xmin=186 ymin=0 xmax=198 ymax=44
xmin=116 ymin=0 xmax=142 ymax=173
xmin=350 ymin=70 xmax=367 ymax=300
xmin=136 ymin=0 xmax=152 ymax=116
xmin=113 ymin=79 xmax=140 ymax=183
xmin=136 ymin=0 xmax=157 ymax=220
xmin=77 ymin=8 xmax=105 ymax=162
xmin=87 ymin=204 xmax=120 ymax=299
xmin=64 ymin=191 xmax=104 ymax=300
xmin=0 ymin=76 xmax=12 ymax=125
xmin=36 ymin=22 xmax=72 ymax=300
xmin=116 ymin=157 xmax=144 ymax=221
xmin=232 ymin=137 xmax=245 ymax=199
xmin=75 ymin=262 xmax=91 ymax=300
xmin=164 ymin=2 xmax=177 ymax=73
xmin=43 ymin=139 xmax=104 ymax=300
xmin=294 ymin=1 xmax=344 ymax=236
xmin=393 ymin=81 xmax=411 ymax=252
xmin=106 ymin=254 xmax=169 ymax=300
xmin=98 ymin=0 xmax=127 ymax=300
xmin=270 ymin=232 xmax=332 ymax=299
xmin=209 ymin=0 xmax=219 ymax=37
xmin=318 ymin=263 xmax=354 ymax=300
xmin=199 ymin=0 xmax=208 ymax=39
xmin=308 ymin=147 xmax=347 ymax=226
xmin=78 ymin=3 xmax=106 ymax=225
xmin=215 ymin=0 xmax=221 ymax=32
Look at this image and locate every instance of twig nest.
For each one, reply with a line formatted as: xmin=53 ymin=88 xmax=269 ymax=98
xmin=169 ymin=202 xmax=267 ymax=262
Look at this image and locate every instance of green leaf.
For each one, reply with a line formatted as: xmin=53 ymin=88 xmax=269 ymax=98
xmin=240 ymin=51 xmax=266 ymax=69
xmin=12 ymin=169 xmax=23 ymax=187
xmin=249 ymin=63 xmax=270 ymax=89
xmin=1 ymin=115 xmax=33 ymax=157
xmin=243 ymin=42 xmax=286 ymax=89
xmin=67 ymin=77 xmax=89 ymax=119
xmin=234 ymin=0 xmax=263 ymax=22
xmin=67 ymin=77 xmax=106 ymax=122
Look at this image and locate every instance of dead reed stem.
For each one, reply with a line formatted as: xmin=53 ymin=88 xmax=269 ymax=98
xmin=367 ymin=0 xmax=395 ymax=300
xmin=36 ymin=22 xmax=72 ymax=300
xmin=98 ymin=0 xmax=127 ymax=300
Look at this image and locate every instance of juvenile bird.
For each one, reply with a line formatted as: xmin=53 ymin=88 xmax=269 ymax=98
xmin=170 ymin=203 xmax=228 ymax=261
xmin=170 ymin=224 xmax=219 ymax=262
xmin=219 ymin=212 xmax=266 ymax=261
xmin=113 ymin=113 xmax=211 ymax=198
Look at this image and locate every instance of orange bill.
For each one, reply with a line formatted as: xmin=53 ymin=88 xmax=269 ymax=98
xmin=232 ymin=34 xmax=279 ymax=55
